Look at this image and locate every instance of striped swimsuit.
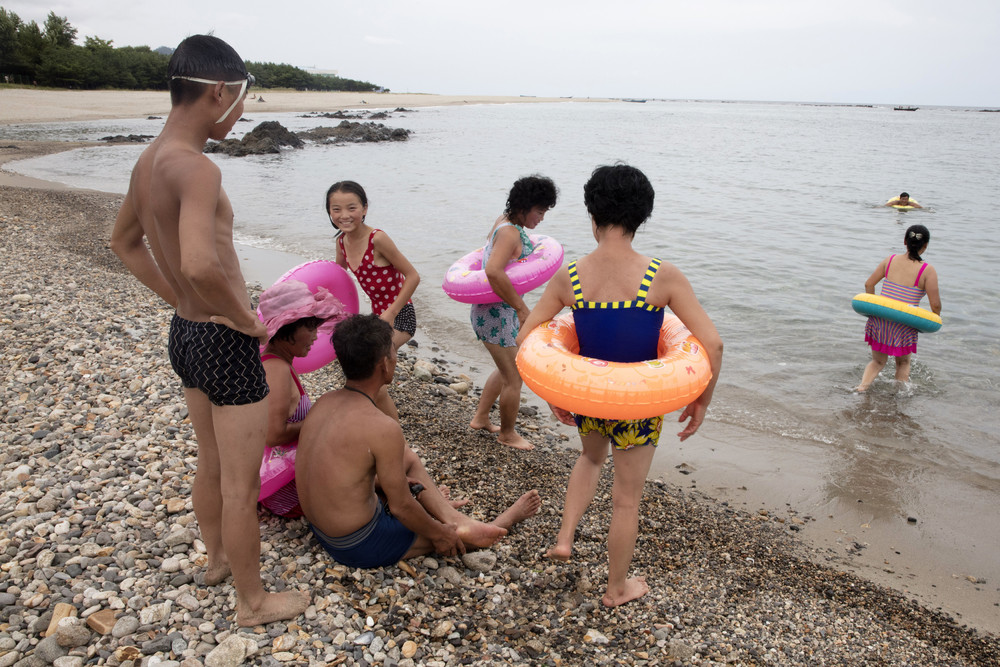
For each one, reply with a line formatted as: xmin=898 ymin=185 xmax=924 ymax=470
xmin=865 ymin=254 xmax=928 ymax=356
xmin=259 ymin=354 xmax=311 ymax=517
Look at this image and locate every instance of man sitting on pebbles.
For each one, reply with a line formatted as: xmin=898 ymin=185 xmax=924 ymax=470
xmin=296 ymin=314 xmax=541 ymax=567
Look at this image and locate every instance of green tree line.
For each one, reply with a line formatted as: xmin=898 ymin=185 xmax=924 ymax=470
xmin=0 ymin=8 xmax=383 ymax=91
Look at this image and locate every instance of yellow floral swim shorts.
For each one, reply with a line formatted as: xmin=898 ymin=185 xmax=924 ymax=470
xmin=574 ymin=414 xmax=664 ymax=450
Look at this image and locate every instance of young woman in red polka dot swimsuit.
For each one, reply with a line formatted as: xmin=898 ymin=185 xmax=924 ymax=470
xmin=328 ymin=180 xmax=420 ymax=419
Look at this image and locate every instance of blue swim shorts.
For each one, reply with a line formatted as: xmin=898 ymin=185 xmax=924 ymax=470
xmin=311 ymin=498 xmax=416 ymax=569
xmin=574 ymin=414 xmax=664 ymax=450
xmin=167 ymin=314 xmax=269 ymax=407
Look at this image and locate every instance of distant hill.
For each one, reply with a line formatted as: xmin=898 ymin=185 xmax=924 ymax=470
xmin=0 ymin=9 xmax=379 ymax=91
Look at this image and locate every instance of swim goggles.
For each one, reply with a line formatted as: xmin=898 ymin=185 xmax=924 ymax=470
xmin=170 ymin=73 xmax=255 ymax=123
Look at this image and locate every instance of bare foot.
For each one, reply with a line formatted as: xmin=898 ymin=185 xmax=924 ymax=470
xmin=497 ymin=431 xmax=535 ymax=451
xmin=491 ymin=490 xmax=541 ymax=530
xmin=455 ymin=520 xmax=507 ymax=549
xmin=470 ymin=418 xmax=501 ymax=433
xmin=855 ymin=384 xmax=869 ymax=393
xmin=438 ymin=485 xmax=470 ymax=509
xmin=602 ymin=576 xmax=649 ymax=607
xmin=544 ymin=544 xmax=572 ymax=562
xmin=204 ymin=562 xmax=231 ymax=586
xmin=236 ymin=590 xmax=309 ymax=627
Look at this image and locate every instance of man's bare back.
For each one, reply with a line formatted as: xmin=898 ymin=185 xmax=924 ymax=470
xmin=297 ymin=389 xmax=393 ymax=536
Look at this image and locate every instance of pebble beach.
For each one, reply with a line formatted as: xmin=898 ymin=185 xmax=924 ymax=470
xmin=1 ymin=140 xmax=999 ymax=666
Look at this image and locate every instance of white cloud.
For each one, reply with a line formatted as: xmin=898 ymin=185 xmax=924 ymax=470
xmin=365 ymin=35 xmax=403 ymax=46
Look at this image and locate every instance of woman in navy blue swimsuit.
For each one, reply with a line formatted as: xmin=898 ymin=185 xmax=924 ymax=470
xmin=518 ymin=165 xmax=723 ymax=607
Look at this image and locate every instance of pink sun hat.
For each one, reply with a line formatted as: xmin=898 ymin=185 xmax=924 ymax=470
xmin=258 ymin=279 xmax=348 ymax=343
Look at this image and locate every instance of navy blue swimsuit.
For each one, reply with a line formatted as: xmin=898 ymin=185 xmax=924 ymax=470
xmin=570 ymin=258 xmax=665 ymax=362
xmin=568 ymin=258 xmax=667 ymax=449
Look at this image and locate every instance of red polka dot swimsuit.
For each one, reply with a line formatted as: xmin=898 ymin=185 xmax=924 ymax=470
xmin=338 ymin=229 xmax=410 ymax=316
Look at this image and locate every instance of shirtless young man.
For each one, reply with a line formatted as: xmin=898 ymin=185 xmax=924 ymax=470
xmin=110 ymin=35 xmax=307 ymax=626
xmin=296 ymin=314 xmax=541 ymax=568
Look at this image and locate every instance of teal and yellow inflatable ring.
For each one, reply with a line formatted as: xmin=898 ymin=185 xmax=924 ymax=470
xmin=852 ymin=293 xmax=941 ymax=333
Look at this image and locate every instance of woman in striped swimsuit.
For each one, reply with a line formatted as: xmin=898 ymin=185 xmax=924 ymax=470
xmin=858 ymin=224 xmax=941 ymax=392
xmin=258 ymin=280 xmax=348 ymax=516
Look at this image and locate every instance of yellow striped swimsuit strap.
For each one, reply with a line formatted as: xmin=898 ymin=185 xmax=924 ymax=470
xmin=635 ymin=258 xmax=662 ymax=310
xmin=568 ymin=261 xmax=585 ymax=307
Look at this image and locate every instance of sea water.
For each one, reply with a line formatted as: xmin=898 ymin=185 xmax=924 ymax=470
xmin=6 ymin=100 xmax=999 ymax=517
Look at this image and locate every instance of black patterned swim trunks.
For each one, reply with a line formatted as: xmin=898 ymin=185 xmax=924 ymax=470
xmin=167 ymin=314 xmax=269 ymax=406
xmin=392 ymin=302 xmax=417 ymax=336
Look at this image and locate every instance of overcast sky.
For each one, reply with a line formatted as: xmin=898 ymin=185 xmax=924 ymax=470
xmin=7 ymin=0 xmax=999 ymax=106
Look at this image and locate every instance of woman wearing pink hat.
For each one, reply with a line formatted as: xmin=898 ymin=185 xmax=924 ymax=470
xmin=257 ymin=280 xmax=348 ymax=516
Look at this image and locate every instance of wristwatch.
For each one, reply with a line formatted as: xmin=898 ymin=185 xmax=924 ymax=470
xmin=409 ymin=482 xmax=425 ymax=498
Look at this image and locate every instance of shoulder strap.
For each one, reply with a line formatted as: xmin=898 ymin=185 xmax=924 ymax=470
xmin=885 ymin=254 xmax=895 ymax=278
xmin=489 ymin=221 xmax=510 ymax=244
xmin=261 ymin=354 xmax=305 ymax=392
xmin=289 ymin=367 xmax=306 ymax=395
xmin=635 ymin=258 xmax=661 ymax=305
xmin=567 ymin=261 xmax=584 ymax=307
xmin=914 ymin=262 xmax=928 ymax=286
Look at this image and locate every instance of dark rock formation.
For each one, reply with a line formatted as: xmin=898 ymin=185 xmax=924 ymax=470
xmin=203 ymin=120 xmax=305 ymax=156
xmin=296 ymin=121 xmax=411 ymax=145
xmin=100 ymin=135 xmax=154 ymax=143
xmin=300 ymin=110 xmax=367 ymax=120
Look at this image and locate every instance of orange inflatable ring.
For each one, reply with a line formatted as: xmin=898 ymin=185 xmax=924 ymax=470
xmin=516 ymin=313 xmax=712 ymax=420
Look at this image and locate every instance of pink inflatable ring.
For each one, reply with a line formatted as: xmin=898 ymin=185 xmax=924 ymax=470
xmin=257 ymin=260 xmax=359 ymax=375
xmin=258 ymin=443 xmax=297 ymax=504
xmin=442 ymin=234 xmax=564 ymax=304
xmin=256 ymin=260 xmax=358 ymax=506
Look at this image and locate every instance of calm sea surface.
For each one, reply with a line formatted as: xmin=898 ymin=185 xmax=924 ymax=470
xmin=6 ymin=100 xmax=999 ymax=499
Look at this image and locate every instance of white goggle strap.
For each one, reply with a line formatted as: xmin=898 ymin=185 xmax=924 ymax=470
xmin=170 ymin=76 xmax=248 ymax=124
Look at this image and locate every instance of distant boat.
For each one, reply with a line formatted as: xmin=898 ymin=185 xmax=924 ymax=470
xmin=623 ymin=98 xmax=647 ymax=103
xmin=894 ymin=105 xmax=918 ymax=111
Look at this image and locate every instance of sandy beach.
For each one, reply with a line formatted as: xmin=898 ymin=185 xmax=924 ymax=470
xmin=0 ymin=88 xmax=604 ymax=126
xmin=1 ymin=93 xmax=998 ymax=664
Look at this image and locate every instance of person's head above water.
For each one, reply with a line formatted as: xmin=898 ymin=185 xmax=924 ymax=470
xmin=332 ymin=314 xmax=394 ymax=381
xmin=584 ymin=164 xmax=655 ymax=236
xmin=899 ymin=192 xmax=911 ymax=201
xmin=904 ymin=224 xmax=930 ymax=261
xmin=504 ymin=175 xmax=558 ymax=225
xmin=167 ymin=35 xmax=253 ymax=123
